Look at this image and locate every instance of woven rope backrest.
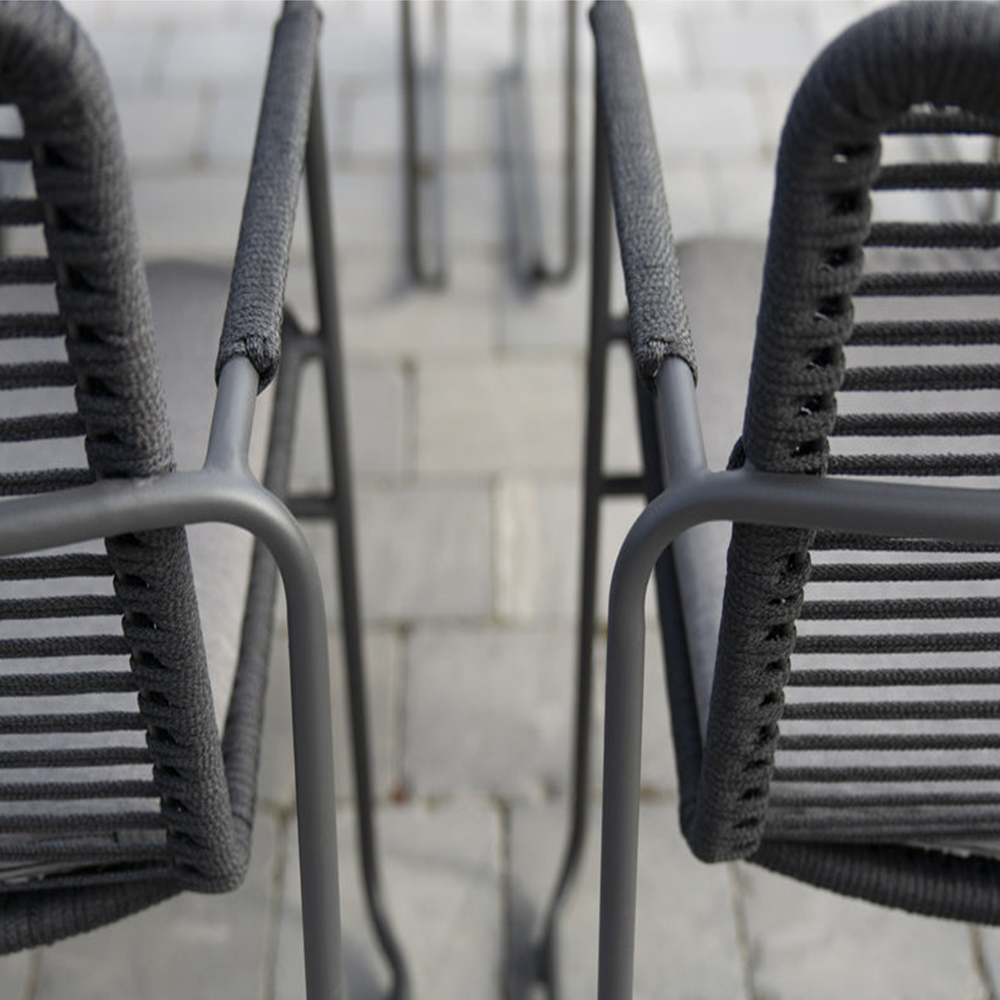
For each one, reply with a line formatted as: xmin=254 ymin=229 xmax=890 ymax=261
xmin=0 ymin=1 xmax=241 ymax=903
xmin=691 ymin=1 xmax=1000 ymax=863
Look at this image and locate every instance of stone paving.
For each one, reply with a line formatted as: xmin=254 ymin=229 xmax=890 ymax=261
xmin=7 ymin=1 xmax=1000 ymax=999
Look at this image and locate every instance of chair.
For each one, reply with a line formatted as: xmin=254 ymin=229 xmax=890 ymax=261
xmin=0 ymin=2 xmax=407 ymax=996
xmin=537 ymin=2 xmax=1000 ymax=997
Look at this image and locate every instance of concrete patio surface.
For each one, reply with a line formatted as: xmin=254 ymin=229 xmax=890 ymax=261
xmin=6 ymin=2 xmax=1000 ymax=999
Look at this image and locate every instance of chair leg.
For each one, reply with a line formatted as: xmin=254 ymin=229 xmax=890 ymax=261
xmin=536 ymin=102 xmax=615 ymax=997
xmin=597 ymin=559 xmax=648 ymax=1000
xmin=402 ymin=0 xmax=447 ymax=287
xmin=302 ymin=78 xmax=412 ymax=1000
xmin=506 ymin=0 xmax=578 ymax=284
xmin=280 ymin=518 xmax=349 ymax=1000
xmin=536 ymin=315 xmax=605 ymax=993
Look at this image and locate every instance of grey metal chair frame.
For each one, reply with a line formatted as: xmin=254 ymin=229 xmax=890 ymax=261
xmin=540 ymin=2 xmax=1000 ymax=998
xmin=402 ymin=0 xmax=578 ymax=287
xmin=0 ymin=3 xmax=409 ymax=996
xmin=402 ymin=0 xmax=448 ymax=288
xmin=504 ymin=0 xmax=578 ymax=284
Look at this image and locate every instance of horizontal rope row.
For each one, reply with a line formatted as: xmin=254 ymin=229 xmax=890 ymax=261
xmin=873 ymin=160 xmax=1000 ymax=190
xmin=841 ymin=363 xmax=1000 ymax=392
xmin=0 ymin=468 xmax=96 ymax=495
xmin=0 ymin=780 xmax=157 ymax=802
xmin=886 ymin=108 xmax=1000 ymax=135
xmin=0 ymin=670 xmax=136 ymax=697
xmin=0 ymin=314 xmax=66 ymax=339
xmin=0 ymin=413 xmax=85 ymax=442
xmin=833 ymin=411 xmax=1000 ymax=436
xmin=0 ymin=747 xmax=151 ymax=769
xmin=800 ymin=597 xmax=1000 ymax=620
xmin=778 ymin=733 xmax=1000 ymax=752
xmin=0 ymin=197 xmax=42 ymax=226
xmin=774 ymin=764 xmax=1000 ymax=783
xmin=0 ymin=595 xmax=122 ymax=620
xmin=0 ymin=711 xmax=145 ymax=734
xmin=0 ymin=257 xmax=56 ymax=285
xmin=796 ymin=632 xmax=1000 ymax=655
xmin=850 ymin=319 xmax=1000 ymax=346
xmin=770 ymin=791 xmax=1000 ymax=809
xmin=867 ymin=220 xmax=1000 ymax=248
xmin=856 ymin=270 xmax=1000 ymax=296
xmin=826 ymin=452 xmax=1000 ymax=477
xmin=812 ymin=533 xmax=1000 ymax=552
xmin=788 ymin=665 xmax=1000 ymax=686
xmin=810 ymin=560 xmax=1000 ymax=582
xmin=0 ymin=554 xmax=112 ymax=580
xmin=0 ymin=635 xmax=129 ymax=659
xmin=0 ymin=137 xmax=30 ymax=160
xmin=782 ymin=701 xmax=1000 ymax=721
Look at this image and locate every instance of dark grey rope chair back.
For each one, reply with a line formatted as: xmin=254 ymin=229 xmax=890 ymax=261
xmin=677 ymin=0 xmax=1000 ymax=920
xmin=0 ymin=0 xmax=316 ymax=949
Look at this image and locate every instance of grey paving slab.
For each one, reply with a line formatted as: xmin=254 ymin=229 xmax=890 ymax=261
xmin=713 ymin=162 xmax=780 ymax=240
xmin=972 ymin=926 xmax=1000 ymax=999
xmin=508 ymin=802 xmax=746 ymax=1000
xmin=499 ymin=266 xmax=588 ymax=355
xmin=404 ymin=623 xmax=676 ymax=799
xmin=738 ymin=864 xmax=985 ymax=1000
xmin=416 ymin=358 xmax=582 ymax=476
xmin=202 ymin=85 xmax=344 ymax=170
xmin=261 ymin=621 xmax=402 ymax=810
xmin=276 ymin=802 xmax=503 ymax=1000
xmin=0 ymin=951 xmax=32 ymax=1000
xmin=356 ymin=485 xmax=494 ymax=622
xmin=317 ymin=1 xmax=401 ymax=86
xmin=132 ymin=172 xmax=299 ymax=261
xmin=160 ymin=25 xmax=272 ymax=90
xmin=652 ymin=162 xmax=721 ymax=241
xmin=621 ymin=6 xmax=688 ymax=83
xmin=445 ymin=166 xmax=509 ymax=252
xmin=287 ymin=359 xmax=407 ymax=487
xmin=117 ymin=94 xmax=206 ymax=168
xmin=649 ymin=86 xmax=762 ymax=160
xmin=686 ymin=9 xmax=815 ymax=81
xmin=494 ymin=477 xmax=652 ymax=624
xmin=33 ymin=816 xmax=278 ymax=1000
xmin=285 ymin=256 xmax=497 ymax=361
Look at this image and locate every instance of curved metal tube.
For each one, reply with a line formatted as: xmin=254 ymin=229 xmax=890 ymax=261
xmin=0 ymin=361 xmax=345 ymax=1000
xmin=597 ymin=465 xmax=1000 ymax=1000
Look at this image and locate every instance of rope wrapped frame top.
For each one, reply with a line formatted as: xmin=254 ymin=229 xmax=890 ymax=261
xmin=0 ymin=0 xmax=321 ymax=949
xmin=671 ymin=0 xmax=1000 ymax=923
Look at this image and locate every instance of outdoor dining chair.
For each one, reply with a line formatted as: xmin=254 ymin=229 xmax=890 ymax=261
xmin=539 ymin=1 xmax=1000 ymax=997
xmin=0 ymin=2 xmax=407 ymax=997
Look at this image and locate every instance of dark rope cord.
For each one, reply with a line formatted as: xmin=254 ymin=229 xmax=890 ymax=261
xmin=782 ymin=701 xmax=1000 ymax=721
xmin=850 ymin=319 xmax=1000 ymax=346
xmin=866 ymin=220 xmax=1000 ymax=249
xmin=833 ymin=411 xmax=1000 ymax=436
xmin=795 ymin=632 xmax=1000 ymax=655
xmin=826 ymin=452 xmax=1000 ymax=477
xmin=874 ymin=161 xmax=1000 ymax=190
xmin=0 ymin=746 xmax=152 ymax=768
xmin=0 ymin=671 xmax=137 ymax=696
xmin=0 ymin=553 xmax=112 ymax=579
xmin=0 ymin=594 xmax=122 ymax=620
xmin=788 ymin=666 xmax=1000 ymax=686
xmin=856 ymin=270 xmax=1000 ymax=296
xmin=0 ymin=712 xmax=146 ymax=734
xmin=778 ymin=733 xmax=1000 ymax=752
